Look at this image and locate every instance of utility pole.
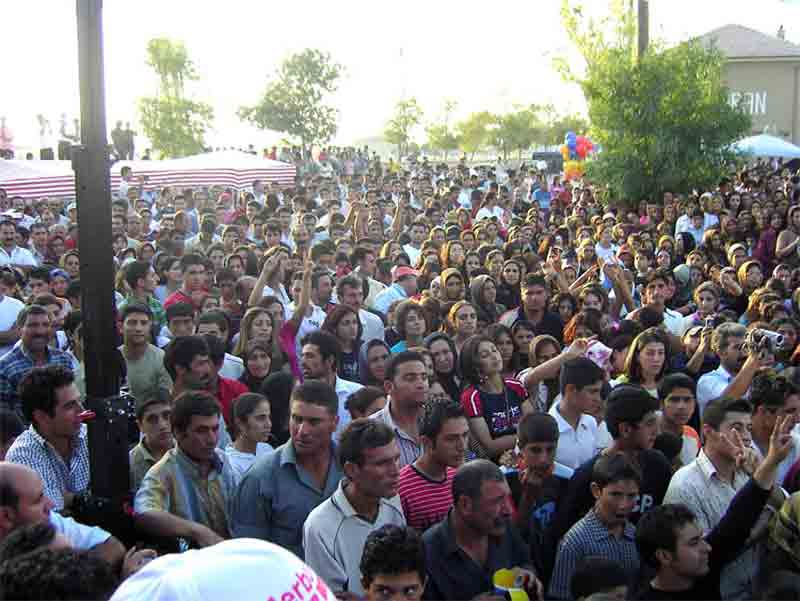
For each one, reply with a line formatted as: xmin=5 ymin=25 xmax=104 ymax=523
xmin=637 ymin=0 xmax=650 ymax=58
xmin=74 ymin=0 xmax=128 ymax=502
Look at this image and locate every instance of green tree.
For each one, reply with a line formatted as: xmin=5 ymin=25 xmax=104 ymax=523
xmin=493 ymin=105 xmax=547 ymax=160
xmin=384 ymin=98 xmax=424 ymax=159
xmin=543 ymin=110 xmax=590 ymax=147
xmin=138 ymin=38 xmax=214 ymax=158
xmin=558 ymin=0 xmax=751 ymax=204
xmin=456 ymin=111 xmax=494 ymax=160
xmin=425 ymin=99 xmax=460 ymax=160
xmin=238 ymin=49 xmax=343 ymax=151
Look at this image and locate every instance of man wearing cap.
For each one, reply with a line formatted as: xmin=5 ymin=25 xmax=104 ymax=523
xmin=373 ymin=266 xmax=418 ymax=317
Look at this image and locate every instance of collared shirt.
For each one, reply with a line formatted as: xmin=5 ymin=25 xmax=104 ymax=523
xmin=0 ymin=244 xmax=37 ymax=268
xmin=118 ymin=294 xmax=167 ymax=331
xmin=358 ymin=308 xmax=385 ymax=344
xmin=49 ymin=510 xmax=110 ymax=550
xmin=129 ymin=440 xmax=160 ymax=493
xmin=134 ymin=446 xmax=237 ymax=538
xmin=334 ymin=376 xmax=364 ymax=438
xmin=547 ymin=402 xmax=598 ymax=470
xmin=697 ymin=365 xmax=735 ymax=416
xmin=663 ymin=449 xmax=754 ymax=599
xmin=6 ymin=425 xmax=90 ymax=511
xmin=422 ymin=510 xmax=531 ymax=601
xmin=303 ymin=480 xmax=406 ymax=596
xmin=0 ymin=344 xmax=74 ymax=420
xmin=548 ymin=509 xmax=639 ymax=600
xmin=370 ymin=400 xmax=421 ymax=468
xmin=231 ymin=441 xmax=342 ymax=558
xmin=372 ymin=283 xmax=408 ymax=317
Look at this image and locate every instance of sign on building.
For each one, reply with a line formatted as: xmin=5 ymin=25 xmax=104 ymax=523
xmin=728 ymin=91 xmax=767 ymax=115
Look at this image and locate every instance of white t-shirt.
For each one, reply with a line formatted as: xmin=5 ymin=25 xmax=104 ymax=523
xmin=475 ymin=206 xmax=504 ymax=222
xmin=0 ymin=295 xmax=24 ymax=358
xmin=225 ymin=442 xmax=274 ymax=486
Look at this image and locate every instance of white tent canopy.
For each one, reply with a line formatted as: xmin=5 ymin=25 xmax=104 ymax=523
xmin=731 ymin=134 xmax=800 ymax=159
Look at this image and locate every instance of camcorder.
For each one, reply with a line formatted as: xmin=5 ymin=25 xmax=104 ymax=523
xmin=742 ymin=328 xmax=784 ymax=357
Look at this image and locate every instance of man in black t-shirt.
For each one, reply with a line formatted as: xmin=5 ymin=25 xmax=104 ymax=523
xmin=549 ymin=385 xmax=672 ymax=551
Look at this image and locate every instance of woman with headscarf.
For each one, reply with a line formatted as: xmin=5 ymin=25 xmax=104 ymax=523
xmin=469 ymin=274 xmax=506 ymax=326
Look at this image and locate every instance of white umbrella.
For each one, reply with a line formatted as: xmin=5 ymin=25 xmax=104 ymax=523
xmin=731 ymin=134 xmax=800 ymax=158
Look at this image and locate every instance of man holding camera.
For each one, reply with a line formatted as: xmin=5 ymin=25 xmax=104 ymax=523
xmin=697 ymin=323 xmax=766 ymax=417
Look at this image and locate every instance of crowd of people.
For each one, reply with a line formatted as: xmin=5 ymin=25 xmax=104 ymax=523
xmin=3 ymin=156 xmax=800 ymax=600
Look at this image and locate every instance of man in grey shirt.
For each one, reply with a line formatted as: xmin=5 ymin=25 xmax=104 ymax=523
xmin=230 ymin=380 xmax=342 ymax=557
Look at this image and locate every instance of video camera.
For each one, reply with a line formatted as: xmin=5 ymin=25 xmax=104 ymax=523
xmin=742 ymin=328 xmax=784 ymax=357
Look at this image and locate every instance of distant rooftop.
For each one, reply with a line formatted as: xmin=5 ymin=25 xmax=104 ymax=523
xmin=697 ymin=24 xmax=800 ymax=60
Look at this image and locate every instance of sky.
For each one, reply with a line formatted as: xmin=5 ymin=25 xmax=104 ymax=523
xmin=3 ymin=0 xmax=800 ymax=152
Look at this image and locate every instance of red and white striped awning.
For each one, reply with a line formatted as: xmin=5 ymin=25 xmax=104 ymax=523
xmin=0 ymin=150 xmax=296 ymax=200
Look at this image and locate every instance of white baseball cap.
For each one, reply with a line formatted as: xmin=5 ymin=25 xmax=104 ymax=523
xmin=111 ymin=539 xmax=330 ymax=601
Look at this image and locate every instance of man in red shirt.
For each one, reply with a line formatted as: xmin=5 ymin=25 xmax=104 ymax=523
xmin=200 ymin=334 xmax=248 ymax=430
xmin=163 ymin=254 xmax=207 ymax=312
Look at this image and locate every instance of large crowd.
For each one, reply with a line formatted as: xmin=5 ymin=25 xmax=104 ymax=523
xmin=2 ymin=148 xmax=800 ymax=600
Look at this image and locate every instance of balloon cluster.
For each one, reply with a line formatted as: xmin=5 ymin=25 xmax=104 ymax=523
xmin=559 ymin=131 xmax=594 ymax=180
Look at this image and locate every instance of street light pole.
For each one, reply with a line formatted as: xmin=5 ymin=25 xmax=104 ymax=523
xmin=74 ymin=0 xmax=128 ymax=501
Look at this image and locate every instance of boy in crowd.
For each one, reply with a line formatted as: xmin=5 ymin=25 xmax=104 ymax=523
xmin=514 ymin=412 xmax=574 ymax=583
xmin=398 ymin=398 xmax=468 ymax=531
xmin=360 ymin=525 xmax=426 ymax=601
xmin=550 ymin=385 xmax=672 ymax=546
xmin=548 ymin=453 xmax=642 ymax=600
xmin=657 ymin=374 xmax=701 ymax=468
xmin=129 ymin=388 xmax=174 ymax=493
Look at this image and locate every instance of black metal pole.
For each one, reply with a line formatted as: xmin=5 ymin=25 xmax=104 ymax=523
xmin=637 ymin=0 xmax=649 ymax=59
xmin=74 ymin=0 xmax=125 ymax=500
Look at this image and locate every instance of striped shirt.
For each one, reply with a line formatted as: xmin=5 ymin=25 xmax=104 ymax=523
xmin=548 ymin=509 xmax=639 ymax=600
xmin=398 ymin=464 xmax=455 ymax=531
xmin=6 ymin=424 xmax=90 ymax=511
xmin=370 ymin=400 xmax=421 ymax=468
xmin=0 ymin=345 xmax=74 ymax=421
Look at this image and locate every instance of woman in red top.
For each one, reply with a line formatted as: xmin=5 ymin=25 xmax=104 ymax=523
xmin=459 ymin=334 xmax=532 ymax=461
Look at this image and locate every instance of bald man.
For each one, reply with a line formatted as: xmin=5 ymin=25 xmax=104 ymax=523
xmin=0 ymin=462 xmax=125 ymax=567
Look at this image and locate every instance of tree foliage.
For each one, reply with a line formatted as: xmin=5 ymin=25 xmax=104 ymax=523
xmin=456 ymin=111 xmax=495 ymax=159
xmin=558 ymin=0 xmax=751 ymax=204
xmin=493 ymin=105 xmax=548 ymax=160
xmin=425 ymin=100 xmax=460 ymax=160
xmin=138 ymin=38 xmax=214 ymax=158
xmin=238 ymin=49 xmax=343 ymax=150
xmin=384 ymin=98 xmax=424 ymax=158
xmin=543 ymin=110 xmax=590 ymax=147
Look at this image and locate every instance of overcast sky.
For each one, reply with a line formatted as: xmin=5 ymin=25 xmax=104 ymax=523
xmin=3 ymin=0 xmax=800 ymax=150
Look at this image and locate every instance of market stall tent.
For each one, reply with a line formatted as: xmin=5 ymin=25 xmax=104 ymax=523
xmin=0 ymin=150 xmax=296 ymax=200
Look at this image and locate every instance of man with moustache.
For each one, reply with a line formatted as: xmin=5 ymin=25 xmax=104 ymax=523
xmin=303 ymin=419 xmax=405 ymax=598
xmin=0 ymin=306 xmax=73 ymax=421
xmin=422 ymin=459 xmax=543 ymax=601
xmin=231 ymin=380 xmax=343 ymax=558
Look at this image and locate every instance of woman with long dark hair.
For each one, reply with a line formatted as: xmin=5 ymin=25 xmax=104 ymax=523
xmin=459 ymin=335 xmax=531 ymax=460
xmin=359 ymin=339 xmax=391 ymax=387
xmin=321 ymin=304 xmax=363 ymax=382
xmin=225 ymin=392 xmax=273 ymax=486
xmin=425 ymin=332 xmax=461 ymax=402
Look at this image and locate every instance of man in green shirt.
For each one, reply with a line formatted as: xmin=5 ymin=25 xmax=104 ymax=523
xmin=119 ymin=260 xmax=166 ymax=332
